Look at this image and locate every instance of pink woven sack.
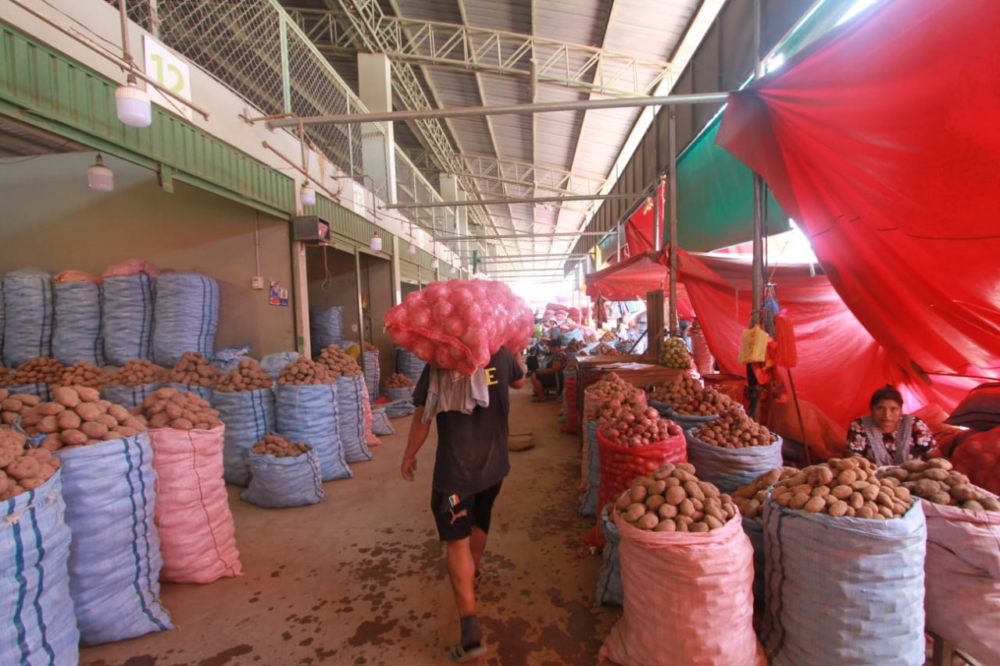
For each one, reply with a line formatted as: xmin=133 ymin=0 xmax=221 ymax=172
xmin=102 ymin=259 xmax=161 ymax=278
xmin=149 ymin=425 xmax=242 ymax=584
xmin=600 ymin=509 xmax=766 ymax=666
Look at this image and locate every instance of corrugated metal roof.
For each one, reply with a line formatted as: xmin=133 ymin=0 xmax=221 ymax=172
xmin=277 ymin=0 xmax=709 ymax=272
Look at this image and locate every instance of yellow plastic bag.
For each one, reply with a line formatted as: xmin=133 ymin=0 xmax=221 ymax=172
xmin=346 ymin=343 xmax=362 ymax=360
xmin=737 ymin=326 xmax=771 ymax=365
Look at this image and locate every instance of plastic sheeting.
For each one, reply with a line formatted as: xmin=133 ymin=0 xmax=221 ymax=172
xmin=152 ymin=272 xmax=219 ymax=367
xmin=275 ymin=383 xmax=352 ymax=481
xmin=762 ymin=496 xmax=926 ymax=665
xmin=102 ymin=275 xmax=154 ymax=366
xmin=240 ymin=448 xmax=325 ymax=509
xmin=601 ymin=509 xmax=764 ymax=666
xmin=0 ymin=472 xmax=80 ymax=666
xmin=52 ymin=281 xmax=104 ymax=367
xmin=149 ymin=426 xmax=242 ymax=584
xmin=260 ymin=352 xmax=300 ymax=380
xmin=212 ymin=388 xmax=276 ymax=487
xmin=56 ymin=434 xmax=172 ymax=645
xmin=2 ymin=269 xmax=54 ymax=367
xmin=717 ymin=0 xmax=999 ymax=408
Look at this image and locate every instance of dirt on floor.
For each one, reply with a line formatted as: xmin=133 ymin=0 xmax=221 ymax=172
xmin=80 ymin=386 xmax=621 ymax=666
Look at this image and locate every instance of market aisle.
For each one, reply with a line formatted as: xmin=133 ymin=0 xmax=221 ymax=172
xmin=81 ymin=386 xmax=620 ymax=666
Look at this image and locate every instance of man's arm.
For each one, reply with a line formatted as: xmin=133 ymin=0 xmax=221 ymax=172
xmin=510 ymin=353 xmax=526 ymax=389
xmin=401 ymin=407 xmax=432 ymax=480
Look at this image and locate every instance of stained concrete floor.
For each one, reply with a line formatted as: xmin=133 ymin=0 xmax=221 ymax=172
xmin=81 ymin=386 xmax=621 ymax=666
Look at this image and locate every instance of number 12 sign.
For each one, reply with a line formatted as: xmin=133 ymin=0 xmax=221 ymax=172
xmin=143 ymin=34 xmax=193 ymax=121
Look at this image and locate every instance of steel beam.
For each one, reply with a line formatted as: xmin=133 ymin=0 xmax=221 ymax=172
xmin=262 ymin=92 xmax=731 ymax=128
xmin=436 ymin=230 xmax=611 ymax=241
xmin=385 ymin=191 xmax=650 ymax=209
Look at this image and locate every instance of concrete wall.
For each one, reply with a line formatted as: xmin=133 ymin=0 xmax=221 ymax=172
xmin=0 ymin=153 xmax=296 ymax=357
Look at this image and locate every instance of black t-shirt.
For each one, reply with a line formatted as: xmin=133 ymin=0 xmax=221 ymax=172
xmin=413 ymin=347 xmax=524 ymax=497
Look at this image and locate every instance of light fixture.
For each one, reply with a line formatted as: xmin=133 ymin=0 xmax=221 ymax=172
xmin=115 ymin=75 xmax=152 ymax=128
xmin=431 ymin=258 xmax=439 ymax=269
xmin=407 ymin=243 xmax=416 ymax=255
xmin=370 ymin=234 xmax=383 ymax=252
xmin=300 ymin=183 xmax=316 ymax=206
xmin=87 ymin=153 xmax=114 ymax=192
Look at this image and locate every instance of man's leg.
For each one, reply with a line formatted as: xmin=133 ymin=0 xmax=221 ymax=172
xmin=433 ymin=491 xmax=484 ymax=656
xmin=470 ymin=527 xmax=488 ymax=573
xmin=446 ymin=537 xmax=477 ymax=618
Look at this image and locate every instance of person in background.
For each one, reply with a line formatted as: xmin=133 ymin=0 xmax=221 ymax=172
xmin=846 ymin=385 xmax=936 ymax=466
xmin=530 ymin=338 xmax=567 ymax=402
xmin=401 ymin=347 xmax=525 ymax=662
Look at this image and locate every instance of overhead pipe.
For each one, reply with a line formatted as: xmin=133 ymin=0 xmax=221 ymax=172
xmin=384 ymin=191 xmax=651 ymax=210
xmin=255 ymin=91 xmax=732 ymax=128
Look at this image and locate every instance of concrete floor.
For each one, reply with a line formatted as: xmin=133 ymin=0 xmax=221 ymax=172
xmin=81 ymin=386 xmax=621 ymax=666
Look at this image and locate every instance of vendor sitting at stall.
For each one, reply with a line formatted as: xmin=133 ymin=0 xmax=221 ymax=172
xmin=530 ymin=339 xmax=568 ymax=402
xmin=846 ymin=385 xmax=935 ymax=466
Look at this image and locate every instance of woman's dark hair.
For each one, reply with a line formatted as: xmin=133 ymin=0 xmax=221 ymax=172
xmin=869 ymin=384 xmax=903 ymax=410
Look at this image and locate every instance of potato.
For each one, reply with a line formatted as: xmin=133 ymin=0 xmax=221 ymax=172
xmin=80 ymin=422 xmax=108 ymax=439
xmin=950 ymin=484 xmax=979 ymax=502
xmin=60 ymin=429 xmax=87 ymax=446
xmin=6 ymin=456 xmax=40 ymax=480
xmin=51 ymin=387 xmax=81 ymax=409
xmin=624 ymin=503 xmax=646 ymax=522
xmin=654 ymin=518 xmax=677 ymax=532
xmin=665 ymin=485 xmax=687 ymax=506
xmin=636 ymin=513 xmax=659 ymax=530
xmin=74 ymin=403 xmax=101 ymax=422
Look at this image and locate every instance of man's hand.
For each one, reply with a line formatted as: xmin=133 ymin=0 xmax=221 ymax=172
xmin=401 ymin=456 xmax=418 ymax=481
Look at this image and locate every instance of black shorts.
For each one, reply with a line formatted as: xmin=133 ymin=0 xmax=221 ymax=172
xmin=537 ymin=372 xmax=558 ymax=389
xmin=431 ymin=483 xmax=503 ymax=542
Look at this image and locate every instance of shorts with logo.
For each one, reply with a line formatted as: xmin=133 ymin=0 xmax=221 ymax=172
xmin=431 ymin=482 xmax=503 ymax=542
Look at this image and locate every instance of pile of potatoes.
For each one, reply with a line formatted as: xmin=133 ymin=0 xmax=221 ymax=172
xmin=591 ymin=343 xmax=622 ymax=356
xmin=21 ymin=386 xmax=147 ymax=451
xmin=565 ymin=339 xmax=586 ymax=353
xmin=771 ymin=457 xmax=914 ymax=519
xmin=731 ymin=467 xmax=800 ymax=519
xmin=214 ymin=359 xmax=273 ymax=393
xmin=692 ymin=405 xmax=777 ymax=449
xmin=614 ymin=462 xmax=738 ymax=533
xmin=659 ymin=336 xmax=692 ymax=369
xmin=277 ymin=358 xmax=333 ymax=386
xmin=252 ymin=434 xmax=309 ymax=458
xmin=651 ymin=372 xmax=702 ymax=406
xmin=877 ymin=458 xmax=1000 ymax=512
xmin=136 ymin=388 xmax=222 ymax=430
xmin=165 ymin=352 xmax=220 ymax=388
xmin=0 ymin=389 xmax=37 ymax=425
xmin=13 ymin=357 xmax=65 ymax=385
xmin=106 ymin=359 xmax=166 ymax=387
xmin=587 ymin=372 xmax=636 ymax=401
xmin=384 ymin=373 xmax=415 ymax=389
xmin=0 ymin=368 xmax=13 ymax=386
xmin=0 ymin=428 xmax=61 ymax=500
xmin=601 ymin=405 xmax=683 ymax=448
xmin=56 ymin=362 xmax=105 ymax=389
xmin=316 ymin=344 xmax=362 ymax=378
xmin=599 ymin=330 xmax=617 ymax=343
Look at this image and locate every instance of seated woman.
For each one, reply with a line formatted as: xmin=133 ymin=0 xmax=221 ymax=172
xmin=846 ymin=385 xmax=936 ymax=466
xmin=530 ymin=339 xmax=568 ymax=402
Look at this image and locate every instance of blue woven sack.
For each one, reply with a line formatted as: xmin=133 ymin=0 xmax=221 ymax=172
xmin=212 ymin=388 xmax=276 ymax=486
xmin=52 ymin=281 xmax=104 ymax=366
xmin=240 ymin=447 xmax=325 ymax=509
xmin=595 ymin=504 xmax=623 ymax=606
xmin=685 ymin=429 xmax=784 ymax=495
xmin=336 ymin=376 xmax=372 ymax=464
xmin=152 ymin=272 xmax=219 ymax=367
xmin=102 ymin=381 xmax=162 ymax=412
xmin=309 ymin=306 xmax=344 ymax=352
xmin=2 ymin=269 xmax=54 ymax=367
xmin=275 ymin=383 xmax=351 ymax=481
xmin=101 ymin=275 xmax=154 ymax=366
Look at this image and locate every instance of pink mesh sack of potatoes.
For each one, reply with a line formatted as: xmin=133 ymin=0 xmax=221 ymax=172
xmin=384 ymin=280 xmax=534 ymax=375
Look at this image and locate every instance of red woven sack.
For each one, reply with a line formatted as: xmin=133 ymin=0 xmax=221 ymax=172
xmin=586 ymin=427 xmax=687 ymax=547
xmin=561 ymin=375 xmax=579 ymax=434
xmin=951 ymin=426 xmax=1000 ymax=496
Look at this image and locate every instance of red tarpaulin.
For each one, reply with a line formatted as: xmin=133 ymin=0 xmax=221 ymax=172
xmin=716 ymin=0 xmax=1000 ymax=411
xmin=623 ymin=181 xmax=665 ymax=259
xmin=585 ymin=251 xmax=694 ymax=318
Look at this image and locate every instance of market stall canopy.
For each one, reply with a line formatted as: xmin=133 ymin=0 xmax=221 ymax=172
xmin=585 ymin=251 xmax=694 ymax=319
xmin=716 ymin=0 xmax=1000 ymax=394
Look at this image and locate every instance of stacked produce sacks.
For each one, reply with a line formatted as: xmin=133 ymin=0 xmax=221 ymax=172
xmin=101 ymin=260 xmax=157 ymax=366
xmin=316 ymin=344 xmax=372 ymax=464
xmin=383 ymin=372 xmax=416 ymax=402
xmin=0 ymin=431 xmax=79 ymax=665
xmin=152 ymin=272 xmax=219 ymax=367
xmin=275 ymin=358 xmax=351 ymax=481
xmin=164 ymin=351 xmax=220 ymax=402
xmin=241 ymin=435 xmax=325 ymax=509
xmin=762 ymin=457 xmax=926 ymax=665
xmin=877 ymin=459 xmax=1000 ymax=664
xmin=384 ymin=279 xmax=533 ymax=374
xmin=600 ymin=463 xmax=765 ymax=665
xmin=7 ymin=356 xmax=63 ymax=401
xmin=395 ymin=346 xmax=427 ymax=384
xmin=2 ymin=268 xmax=54 ymax=368
xmin=309 ymin=305 xmax=344 ymax=352
xmin=103 ymin=359 xmax=166 ymax=410
xmin=52 ymin=270 xmax=104 ymax=367
xmin=212 ymin=360 xmax=276 ymax=486
xmin=362 ymin=343 xmax=380 ymax=402
xmin=139 ymin=388 xmax=242 ymax=584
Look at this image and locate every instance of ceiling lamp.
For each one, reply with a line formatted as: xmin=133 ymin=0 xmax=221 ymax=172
xmin=300 ymin=183 xmax=316 ymax=207
xmin=407 ymin=243 xmax=416 ymax=255
xmin=431 ymin=258 xmax=439 ymax=269
xmin=115 ymin=75 xmax=152 ymax=128
xmin=370 ymin=234 xmax=383 ymax=252
xmin=87 ymin=153 xmax=114 ymax=192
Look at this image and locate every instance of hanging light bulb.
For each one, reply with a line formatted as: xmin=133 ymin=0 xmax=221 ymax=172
xmin=300 ymin=183 xmax=316 ymax=206
xmin=431 ymin=258 xmax=439 ymax=269
xmin=370 ymin=234 xmax=383 ymax=252
xmin=407 ymin=243 xmax=416 ymax=255
xmin=87 ymin=153 xmax=114 ymax=192
xmin=115 ymin=74 xmax=152 ymax=128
